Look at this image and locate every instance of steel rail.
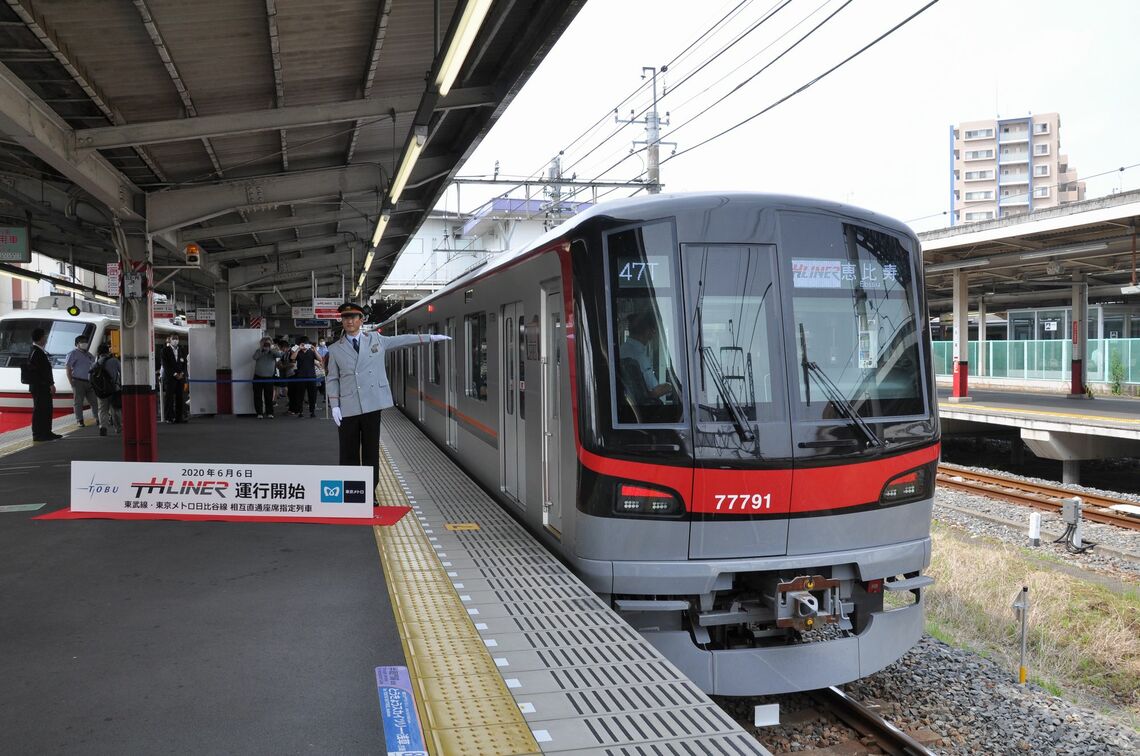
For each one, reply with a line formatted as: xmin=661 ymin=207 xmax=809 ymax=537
xmin=937 ymin=464 xmax=1140 ymax=531
xmin=810 ymin=686 xmax=935 ymax=756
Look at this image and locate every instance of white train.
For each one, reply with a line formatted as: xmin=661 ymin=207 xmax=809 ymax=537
xmin=0 ymin=295 xmax=187 ymax=415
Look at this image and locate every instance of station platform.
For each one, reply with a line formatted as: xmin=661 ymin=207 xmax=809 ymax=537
xmin=0 ymin=409 xmax=768 ymax=755
xmin=937 ymin=386 xmax=1140 ymax=483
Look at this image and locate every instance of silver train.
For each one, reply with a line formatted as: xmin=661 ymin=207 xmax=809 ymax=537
xmin=382 ymin=193 xmax=940 ymax=695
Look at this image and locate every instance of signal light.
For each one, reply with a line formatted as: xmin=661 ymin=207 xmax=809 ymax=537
xmin=66 ymin=304 xmax=81 ymax=317
xmin=614 ymin=482 xmax=683 ymax=518
xmin=184 ymin=243 xmax=202 ymax=266
xmin=864 ymin=579 xmax=883 ymax=594
xmin=879 ymin=465 xmax=932 ymax=505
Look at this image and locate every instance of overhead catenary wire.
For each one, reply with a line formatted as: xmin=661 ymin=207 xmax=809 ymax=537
xmin=565 ymin=0 xmax=944 ymax=206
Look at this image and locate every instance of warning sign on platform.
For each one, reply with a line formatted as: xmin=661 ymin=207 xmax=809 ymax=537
xmin=71 ymin=461 xmax=373 ymax=518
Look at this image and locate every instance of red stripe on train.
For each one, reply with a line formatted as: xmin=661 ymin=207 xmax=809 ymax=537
xmin=578 ymin=443 xmax=940 ymax=515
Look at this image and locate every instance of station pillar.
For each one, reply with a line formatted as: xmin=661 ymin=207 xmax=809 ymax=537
xmin=976 ymin=295 xmax=987 ymax=378
xmin=215 ymin=278 xmax=233 ymax=414
xmin=1069 ymin=274 xmax=1088 ymax=398
xmin=120 ymin=231 xmax=158 ymax=462
xmin=949 ymin=269 xmax=971 ymax=402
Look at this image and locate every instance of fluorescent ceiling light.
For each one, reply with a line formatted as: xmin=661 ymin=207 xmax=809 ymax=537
xmin=435 ymin=0 xmax=494 ymax=96
xmin=1019 ymin=242 xmax=1108 ymax=261
xmin=362 ymin=249 xmax=376 ymax=272
xmin=370 ymin=212 xmax=390 ymax=248
xmin=93 ymin=293 xmax=117 ymax=304
xmin=926 ymin=258 xmax=991 ymax=273
xmin=0 ymin=267 xmax=39 ymax=284
xmin=53 ymin=283 xmax=87 ymax=295
xmin=389 ymin=139 xmax=424 ymax=203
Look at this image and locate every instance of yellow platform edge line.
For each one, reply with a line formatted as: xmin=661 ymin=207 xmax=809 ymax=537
xmin=372 ymin=447 xmax=539 ymax=756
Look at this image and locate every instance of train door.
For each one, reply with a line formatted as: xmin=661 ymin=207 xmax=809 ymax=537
xmin=500 ymin=301 xmax=525 ymax=506
xmin=541 ymin=287 xmax=563 ymax=536
xmin=445 ymin=317 xmax=458 ymax=447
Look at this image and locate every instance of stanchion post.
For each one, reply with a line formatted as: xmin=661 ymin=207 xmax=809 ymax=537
xmin=1011 ymin=586 xmax=1029 ymax=685
xmin=1028 ymin=512 xmax=1041 ymax=547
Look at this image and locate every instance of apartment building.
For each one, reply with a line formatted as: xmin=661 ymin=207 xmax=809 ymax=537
xmin=950 ymin=113 xmax=1085 ymax=225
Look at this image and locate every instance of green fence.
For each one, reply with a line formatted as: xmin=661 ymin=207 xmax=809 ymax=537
xmin=931 ymin=339 xmax=1140 ymax=385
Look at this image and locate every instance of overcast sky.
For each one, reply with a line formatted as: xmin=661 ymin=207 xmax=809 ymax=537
xmin=454 ymin=0 xmax=1140 ymax=233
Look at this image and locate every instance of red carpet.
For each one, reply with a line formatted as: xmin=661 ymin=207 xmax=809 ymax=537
xmin=34 ymin=506 xmax=411 ymax=526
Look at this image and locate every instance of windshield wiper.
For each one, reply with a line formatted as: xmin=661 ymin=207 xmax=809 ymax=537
xmin=701 ymin=346 xmax=754 ymax=442
xmin=798 ymin=323 xmax=883 ymax=448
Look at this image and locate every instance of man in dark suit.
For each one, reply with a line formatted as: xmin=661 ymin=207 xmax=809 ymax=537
xmin=160 ymin=335 xmax=188 ymax=423
xmin=27 ymin=328 xmax=61 ymax=442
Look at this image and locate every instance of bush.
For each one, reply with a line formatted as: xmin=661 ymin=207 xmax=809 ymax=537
xmin=1109 ymin=354 xmax=1126 ymax=395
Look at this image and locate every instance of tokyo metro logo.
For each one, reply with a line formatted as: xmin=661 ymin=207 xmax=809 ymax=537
xmin=320 ymin=480 xmax=367 ymax=503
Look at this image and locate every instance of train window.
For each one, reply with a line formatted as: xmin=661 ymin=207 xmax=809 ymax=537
xmin=0 ymin=319 xmax=94 ymax=368
xmin=782 ymin=215 xmax=925 ymax=418
xmin=428 ymin=324 xmax=440 ymax=385
xmin=605 ymin=220 xmax=684 ymax=426
xmin=684 ymin=245 xmax=784 ymax=430
xmin=464 ymin=313 xmax=487 ymax=401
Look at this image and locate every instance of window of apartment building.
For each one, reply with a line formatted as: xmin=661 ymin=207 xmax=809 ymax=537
xmin=464 ymin=312 xmax=488 ymax=401
xmin=1033 ymin=165 xmax=1050 ymax=177
xmin=965 ymin=211 xmax=995 ymax=221
xmin=1033 ymin=187 xmax=1050 ymax=198
xmin=964 ymin=190 xmax=994 ymax=201
xmin=965 ymin=149 xmax=994 ymax=160
xmin=964 ymin=128 xmax=994 ymax=140
xmin=1033 ymin=144 xmax=1050 ymax=155
xmin=1033 ymin=123 xmax=1050 ymax=134
xmin=964 ymin=170 xmax=994 ymax=181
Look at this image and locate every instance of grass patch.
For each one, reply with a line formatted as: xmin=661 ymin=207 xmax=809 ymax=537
xmin=924 ymin=526 xmax=1140 ymax=720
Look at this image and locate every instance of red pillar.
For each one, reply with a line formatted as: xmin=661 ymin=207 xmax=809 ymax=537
xmin=216 ymin=369 xmax=233 ymax=415
xmin=121 ymin=388 xmax=158 ymax=461
xmin=953 ymin=359 xmax=969 ymax=398
xmin=1070 ymin=359 xmax=1083 ymax=395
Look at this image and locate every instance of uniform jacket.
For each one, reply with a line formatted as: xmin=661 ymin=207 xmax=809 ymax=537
xmin=326 ymin=330 xmax=427 ymax=417
xmin=161 ymin=344 xmax=187 ymax=381
xmin=27 ymin=344 xmax=54 ymax=388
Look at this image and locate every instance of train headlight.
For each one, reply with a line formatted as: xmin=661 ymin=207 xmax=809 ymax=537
xmin=879 ymin=464 xmax=933 ymax=505
xmin=615 ymin=482 xmax=684 ymax=518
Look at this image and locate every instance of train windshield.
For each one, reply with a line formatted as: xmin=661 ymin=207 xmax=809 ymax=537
xmin=0 ymin=319 xmax=95 ymax=367
xmin=683 ymin=244 xmax=787 ymax=457
xmin=781 ymin=215 xmax=925 ymax=419
xmin=606 ymin=220 xmax=685 ymax=425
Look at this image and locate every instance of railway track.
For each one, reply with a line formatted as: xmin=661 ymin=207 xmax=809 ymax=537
xmin=936 ymin=463 xmax=1140 ymax=531
xmin=808 ymin=687 xmax=935 ymax=755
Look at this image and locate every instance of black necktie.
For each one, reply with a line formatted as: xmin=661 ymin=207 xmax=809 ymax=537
xmin=352 ymin=337 xmax=359 ymax=353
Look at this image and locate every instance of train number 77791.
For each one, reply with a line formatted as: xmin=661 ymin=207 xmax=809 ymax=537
xmin=714 ymin=493 xmax=772 ymax=510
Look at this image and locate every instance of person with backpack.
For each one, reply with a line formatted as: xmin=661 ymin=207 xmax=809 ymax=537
xmin=91 ymin=343 xmax=122 ymax=436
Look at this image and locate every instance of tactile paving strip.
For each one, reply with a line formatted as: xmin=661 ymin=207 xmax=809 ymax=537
xmin=378 ymin=411 xmax=771 ymax=755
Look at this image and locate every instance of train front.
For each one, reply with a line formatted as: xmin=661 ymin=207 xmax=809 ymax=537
xmin=571 ymin=194 xmax=939 ymax=695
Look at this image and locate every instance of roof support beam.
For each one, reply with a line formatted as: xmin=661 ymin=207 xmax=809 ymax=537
xmin=229 ymin=247 xmax=356 ymax=288
xmin=147 ymin=164 xmax=384 ymax=234
xmin=180 ymin=209 xmax=369 ymax=243
xmin=0 ymin=61 xmax=140 ymax=218
xmin=211 ymin=233 xmax=359 ymax=264
xmin=76 ymin=95 xmax=421 ymax=151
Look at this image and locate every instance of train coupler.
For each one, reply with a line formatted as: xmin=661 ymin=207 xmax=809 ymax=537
xmin=774 ymin=575 xmax=844 ymax=631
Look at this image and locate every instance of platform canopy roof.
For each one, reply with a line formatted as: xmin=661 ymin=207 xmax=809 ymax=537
xmin=0 ymin=0 xmax=582 ymax=314
xmin=920 ymin=190 xmax=1140 ymax=312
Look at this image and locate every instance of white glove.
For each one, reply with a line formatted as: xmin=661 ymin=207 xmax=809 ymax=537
xmin=331 ymin=407 xmax=342 ymax=426
xmin=430 ymin=334 xmax=452 ymax=342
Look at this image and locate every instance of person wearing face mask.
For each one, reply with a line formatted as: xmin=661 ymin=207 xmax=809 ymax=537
xmin=160 ymin=335 xmax=188 ymax=423
xmin=326 ymin=302 xmax=450 ymax=488
xmin=292 ymin=337 xmax=319 ymax=417
xmin=252 ymin=337 xmax=282 ymax=418
xmin=65 ymin=335 xmax=99 ymax=427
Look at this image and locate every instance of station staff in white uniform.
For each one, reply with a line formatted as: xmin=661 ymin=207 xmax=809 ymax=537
xmin=325 ymin=302 xmax=449 ymax=490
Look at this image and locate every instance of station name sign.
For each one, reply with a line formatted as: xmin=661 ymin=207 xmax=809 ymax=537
xmin=0 ymin=225 xmax=30 ymax=263
xmin=71 ymin=461 xmax=373 ymax=518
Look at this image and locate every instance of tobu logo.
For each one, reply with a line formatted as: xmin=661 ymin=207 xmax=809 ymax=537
xmin=321 ymin=480 xmax=367 ymax=503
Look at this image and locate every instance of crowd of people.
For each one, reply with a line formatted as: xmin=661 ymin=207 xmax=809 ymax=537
xmin=252 ymin=335 xmax=329 ymax=419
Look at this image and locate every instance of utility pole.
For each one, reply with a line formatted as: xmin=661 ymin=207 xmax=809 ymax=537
xmin=616 ymin=66 xmax=677 ymax=194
